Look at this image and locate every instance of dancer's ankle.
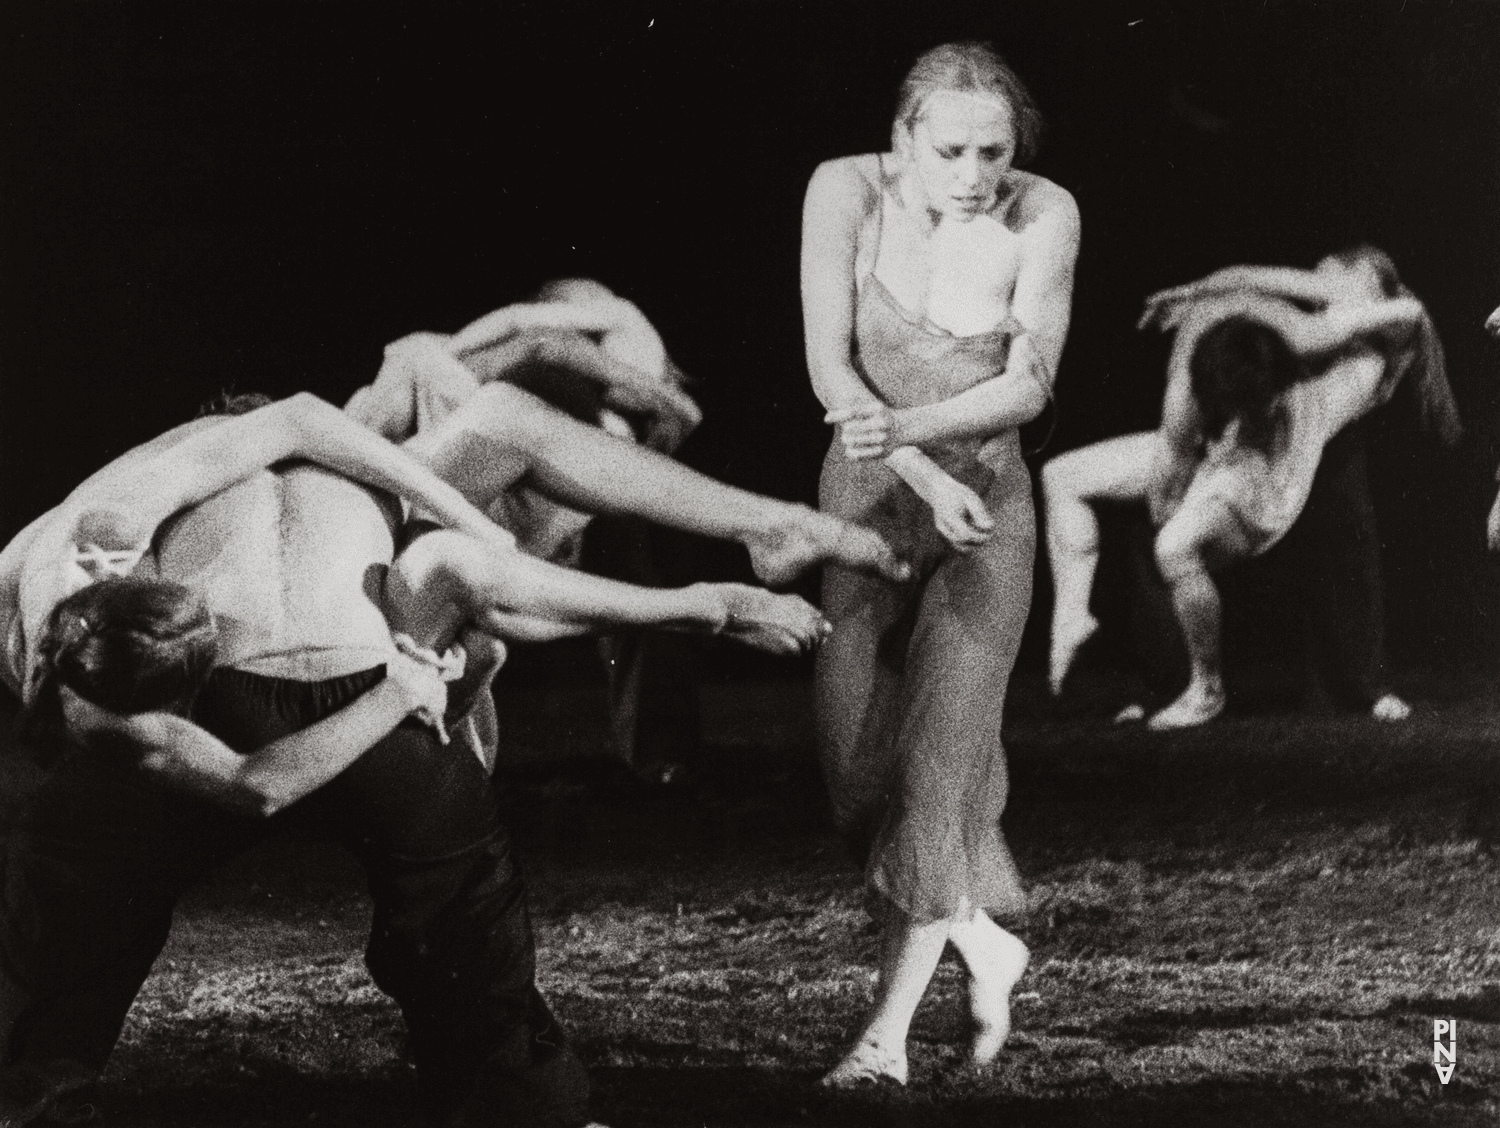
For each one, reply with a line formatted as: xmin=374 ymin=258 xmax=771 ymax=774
xmin=1148 ymin=677 xmax=1225 ymax=730
xmin=820 ymin=1036 xmax=908 ymax=1088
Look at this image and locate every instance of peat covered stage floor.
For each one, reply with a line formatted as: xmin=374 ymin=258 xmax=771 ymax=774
xmin=6 ymin=671 xmax=1499 ymax=1126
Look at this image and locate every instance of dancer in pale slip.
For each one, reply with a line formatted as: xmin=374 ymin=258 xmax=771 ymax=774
xmin=803 ymin=42 xmax=1079 ymax=1085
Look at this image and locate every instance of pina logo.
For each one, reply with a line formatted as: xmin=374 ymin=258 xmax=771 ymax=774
xmin=1433 ymin=1019 xmax=1456 ymax=1084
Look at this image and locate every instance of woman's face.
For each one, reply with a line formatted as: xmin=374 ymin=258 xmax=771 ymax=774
xmin=904 ymin=90 xmax=1017 ymax=222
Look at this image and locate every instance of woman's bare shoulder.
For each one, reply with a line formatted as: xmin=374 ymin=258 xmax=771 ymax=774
xmin=1009 ymin=171 xmax=1080 ymax=231
xmin=806 ymin=153 xmax=885 ymax=212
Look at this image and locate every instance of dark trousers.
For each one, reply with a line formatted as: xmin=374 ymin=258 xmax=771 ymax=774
xmin=1119 ymin=424 xmax=1390 ymax=708
xmin=582 ymin=515 xmax=702 ymax=776
xmin=0 ymin=666 xmax=589 ymax=1127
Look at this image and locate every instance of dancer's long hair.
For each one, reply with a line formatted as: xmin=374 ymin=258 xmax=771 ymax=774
xmin=1189 ymin=315 xmax=1306 ymax=455
xmin=23 ymin=577 xmax=218 ymax=748
xmin=1328 ymin=245 xmax=1461 ymax=446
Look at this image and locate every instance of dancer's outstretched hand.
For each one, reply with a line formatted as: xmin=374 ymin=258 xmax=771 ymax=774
xmin=709 ymin=584 xmax=832 ymax=654
xmin=928 ymin=476 xmax=994 ymax=551
xmin=1485 ymin=304 xmax=1500 ymax=339
xmin=826 ymin=402 xmax=901 ymax=461
xmin=1487 ymin=487 xmax=1500 ymax=553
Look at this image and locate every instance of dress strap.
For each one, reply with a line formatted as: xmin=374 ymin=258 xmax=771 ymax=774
xmin=854 ymin=156 xmax=892 ymax=296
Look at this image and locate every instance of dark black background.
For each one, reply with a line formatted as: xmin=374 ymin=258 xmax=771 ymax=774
xmin=4 ymin=0 xmax=1499 ymax=679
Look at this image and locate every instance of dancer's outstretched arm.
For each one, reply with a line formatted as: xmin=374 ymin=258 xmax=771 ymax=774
xmin=59 ymin=651 xmax=449 ymax=817
xmin=385 ymin=528 xmax=831 ymax=658
xmin=404 ymin=380 xmax=906 ymax=585
xmin=1140 ymin=266 xmax=1336 ymax=329
xmin=1282 ymin=295 xmax=1427 ymax=358
xmin=15 ymin=394 xmax=518 ymax=676
xmin=446 ymin=298 xmax=633 ymax=356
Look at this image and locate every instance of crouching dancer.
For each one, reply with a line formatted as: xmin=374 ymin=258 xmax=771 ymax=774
xmin=0 ymin=393 xmax=825 ymax=1127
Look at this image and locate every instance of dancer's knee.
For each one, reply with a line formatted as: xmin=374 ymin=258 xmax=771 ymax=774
xmin=1153 ymin=528 xmax=1202 ymax=585
xmin=1039 ymin=454 xmax=1086 ymax=502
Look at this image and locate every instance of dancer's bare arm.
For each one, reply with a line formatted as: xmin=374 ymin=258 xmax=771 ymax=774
xmin=446 ymin=300 xmax=633 ymax=356
xmin=1287 ymin=296 xmax=1427 ymax=358
xmin=1140 ymin=266 xmax=1335 ymax=329
xmin=65 ymin=393 xmax=511 ymax=551
xmin=61 ymin=653 xmax=447 ymax=817
xmin=390 ymin=529 xmax=828 ymax=654
xmin=17 ymin=394 xmax=517 ymax=667
xmin=828 ymin=181 xmax=1080 ymax=453
xmin=802 ymin=157 xmax=1016 ymax=548
xmin=346 ymin=332 xmax=476 ymax=440
xmin=459 ymin=328 xmax=702 ymax=445
xmin=802 ymin=159 xmax=886 ymax=416
xmin=1149 ymin=309 xmax=1214 ymax=524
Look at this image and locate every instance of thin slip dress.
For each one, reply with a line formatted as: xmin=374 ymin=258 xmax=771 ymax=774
xmin=816 ymin=176 xmax=1041 ymax=924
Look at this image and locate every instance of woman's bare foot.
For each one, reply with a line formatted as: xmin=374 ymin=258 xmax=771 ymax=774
xmin=1048 ymin=611 xmax=1098 ymax=696
xmin=1148 ymin=678 xmax=1225 ymax=730
xmin=714 ymin=585 xmax=832 ymax=654
xmin=819 ymin=1038 xmax=908 ymax=1088
xmin=959 ymin=919 xmax=1029 ymax=1066
xmin=746 ymin=506 xmax=909 ymax=587
xmin=1370 ymin=693 xmax=1411 ymax=722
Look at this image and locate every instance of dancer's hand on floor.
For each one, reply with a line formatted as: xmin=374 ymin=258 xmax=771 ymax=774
xmin=928 ymin=476 xmax=994 ymax=551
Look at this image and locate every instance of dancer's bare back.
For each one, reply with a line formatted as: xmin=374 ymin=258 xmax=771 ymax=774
xmin=156 ymin=460 xmax=400 ymax=679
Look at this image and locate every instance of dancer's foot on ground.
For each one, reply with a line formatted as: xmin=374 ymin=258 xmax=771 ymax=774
xmin=966 ymin=923 xmax=1030 ymax=1066
xmin=1048 ymin=612 xmax=1098 ymax=696
xmin=1148 ymin=679 xmax=1225 ymax=730
xmin=747 ymin=506 xmax=909 ymax=587
xmin=1370 ymin=693 xmax=1411 ymax=722
xmin=713 ymin=585 xmax=832 ymax=654
xmin=820 ymin=1039 xmax=908 ymax=1088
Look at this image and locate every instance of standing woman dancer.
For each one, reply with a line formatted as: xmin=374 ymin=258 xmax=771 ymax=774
xmin=802 ymin=42 xmax=1079 ymax=1085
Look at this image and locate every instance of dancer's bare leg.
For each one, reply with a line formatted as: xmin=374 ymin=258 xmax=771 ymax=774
xmin=1149 ymin=502 xmax=1246 ymax=730
xmin=948 ymin=909 xmax=1029 ymax=1065
xmin=822 ymin=909 xmax=949 ymax=1087
xmin=403 ymin=382 xmax=907 ymax=585
xmin=1040 ymin=433 xmax=1158 ymax=695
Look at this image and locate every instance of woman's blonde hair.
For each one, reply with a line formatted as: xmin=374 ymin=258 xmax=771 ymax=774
xmin=892 ymin=41 xmax=1044 ymax=165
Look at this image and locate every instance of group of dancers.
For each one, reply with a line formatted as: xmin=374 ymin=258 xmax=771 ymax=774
xmin=0 ymin=37 xmax=1491 ymax=1128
